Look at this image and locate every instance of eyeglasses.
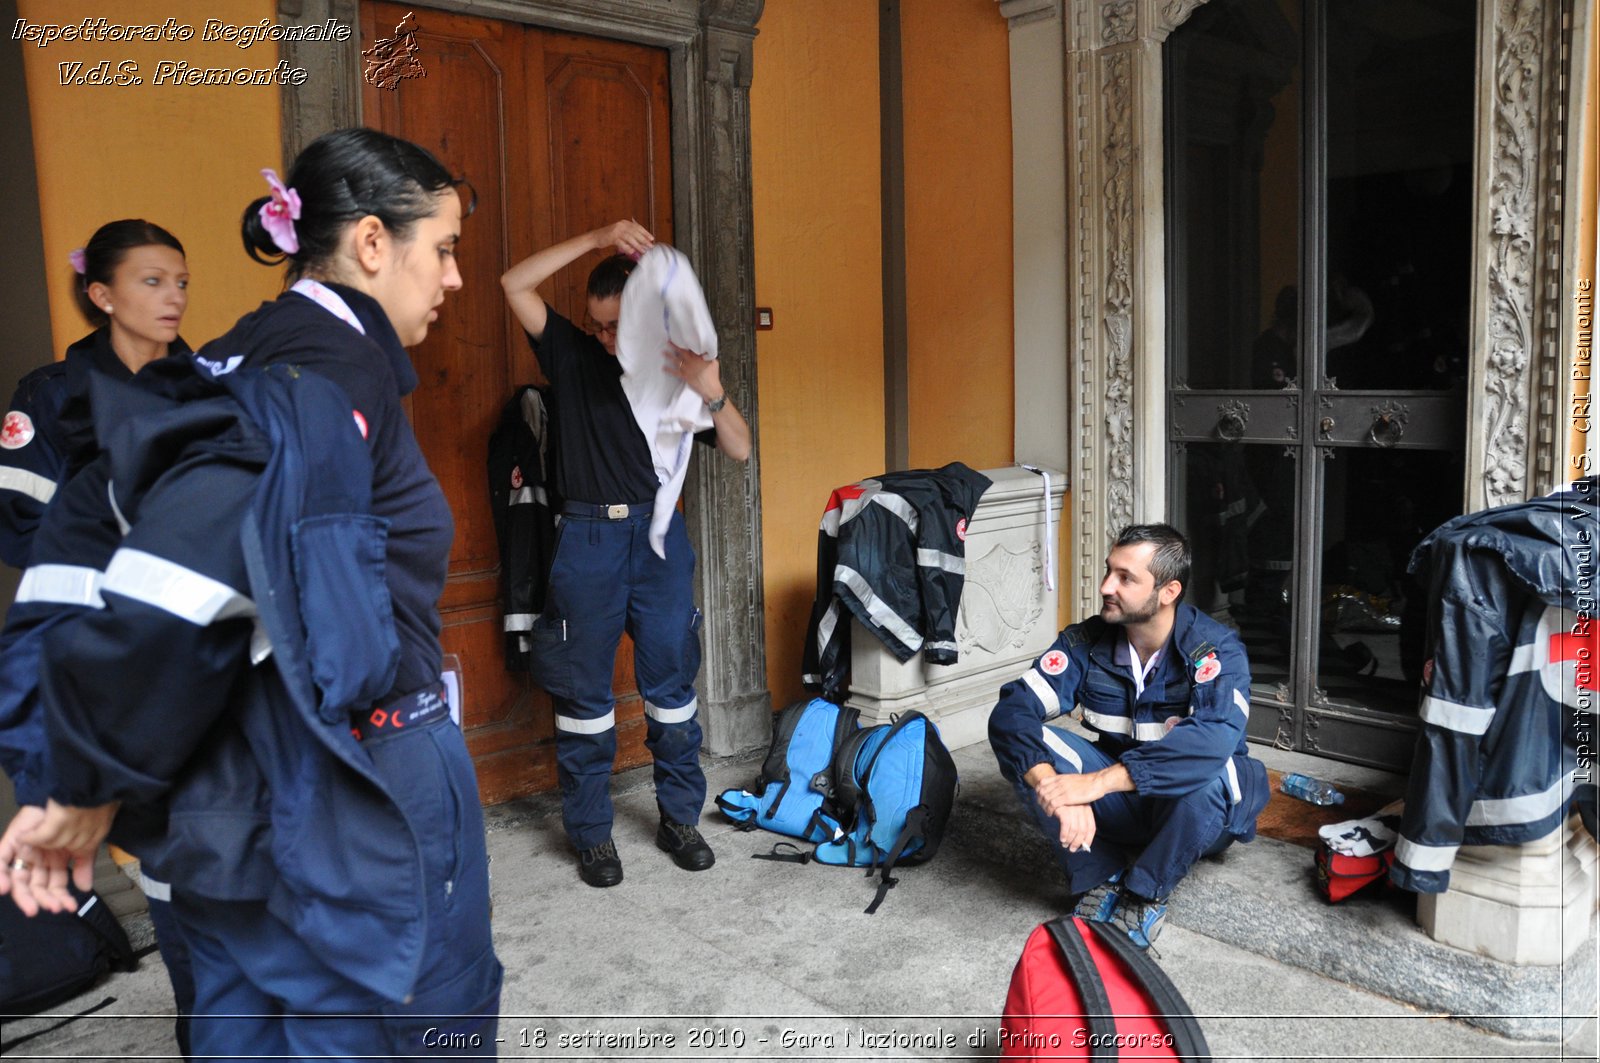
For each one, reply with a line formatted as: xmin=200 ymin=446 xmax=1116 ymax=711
xmin=584 ymin=316 xmax=619 ymax=339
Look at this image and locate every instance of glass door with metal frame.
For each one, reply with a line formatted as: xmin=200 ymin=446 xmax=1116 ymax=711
xmin=1164 ymin=0 xmax=1475 ymax=770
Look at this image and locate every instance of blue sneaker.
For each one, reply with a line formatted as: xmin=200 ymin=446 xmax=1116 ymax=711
xmin=1071 ymin=872 xmax=1123 ymax=923
xmin=1114 ymin=894 xmax=1168 ymax=948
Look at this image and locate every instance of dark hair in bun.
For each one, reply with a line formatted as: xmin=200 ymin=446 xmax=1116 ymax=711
xmin=241 ymin=127 xmax=472 ymax=280
xmin=74 ymin=219 xmax=185 ymax=327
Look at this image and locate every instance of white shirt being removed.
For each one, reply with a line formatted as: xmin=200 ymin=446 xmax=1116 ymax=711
xmin=616 ymin=244 xmax=717 ymax=559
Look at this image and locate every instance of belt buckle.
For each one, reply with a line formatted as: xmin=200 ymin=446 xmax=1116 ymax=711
xmin=606 ymin=503 xmax=629 ymax=520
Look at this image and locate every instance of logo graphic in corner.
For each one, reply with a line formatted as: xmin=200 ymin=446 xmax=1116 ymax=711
xmin=1040 ymin=650 xmax=1069 ymax=676
xmin=1194 ymin=652 xmax=1221 ymax=684
xmin=363 ymin=12 xmax=427 ymax=90
xmin=510 ymin=465 xmax=524 ymax=490
xmin=955 ymin=517 xmax=968 ymax=542
xmin=352 ymin=410 xmax=369 ymax=440
xmin=1 ymin=411 xmax=35 ymax=449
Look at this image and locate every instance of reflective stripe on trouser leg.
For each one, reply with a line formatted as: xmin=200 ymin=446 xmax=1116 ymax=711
xmin=1006 ymin=726 xmax=1125 ymax=894
xmin=541 ymin=516 xmax=632 ymax=850
xmin=627 ymin=510 xmax=706 ymax=826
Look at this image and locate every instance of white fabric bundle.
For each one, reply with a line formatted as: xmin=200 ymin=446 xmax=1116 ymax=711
xmin=616 ymin=245 xmax=717 ymax=558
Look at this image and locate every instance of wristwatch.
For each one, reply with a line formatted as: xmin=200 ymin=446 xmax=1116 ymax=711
xmin=707 ymin=393 xmax=728 ymax=413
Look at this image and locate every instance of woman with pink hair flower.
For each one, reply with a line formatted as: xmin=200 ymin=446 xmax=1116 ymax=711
xmin=0 ymin=220 xmax=191 ymax=568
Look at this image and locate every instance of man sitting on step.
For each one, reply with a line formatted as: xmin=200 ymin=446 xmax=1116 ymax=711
xmin=988 ymin=523 xmax=1271 ymax=947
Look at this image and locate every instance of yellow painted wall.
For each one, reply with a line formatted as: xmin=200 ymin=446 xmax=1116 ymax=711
xmin=19 ymin=0 xmax=284 ymax=357
xmin=900 ymin=0 xmax=1013 ymax=470
xmin=752 ymin=1 xmax=885 ymax=709
xmin=1571 ymin=11 xmax=1596 ymax=480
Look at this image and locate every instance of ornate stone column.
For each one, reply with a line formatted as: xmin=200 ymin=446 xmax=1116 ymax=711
xmin=1467 ymin=0 xmax=1576 ymax=508
xmin=1063 ymin=0 xmax=1204 ymax=619
xmin=683 ymin=1 xmax=773 ymax=755
xmin=278 ymin=0 xmax=771 ymax=757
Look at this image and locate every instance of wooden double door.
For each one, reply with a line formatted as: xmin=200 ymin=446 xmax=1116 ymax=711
xmin=360 ymin=2 xmax=674 ymax=803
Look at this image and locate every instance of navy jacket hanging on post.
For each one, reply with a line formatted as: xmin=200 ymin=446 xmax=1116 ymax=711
xmin=1391 ymin=477 xmax=1598 ymax=893
xmin=801 ymin=462 xmax=991 ymax=699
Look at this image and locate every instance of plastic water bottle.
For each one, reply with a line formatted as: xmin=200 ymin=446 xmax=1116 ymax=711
xmin=1280 ymin=772 xmax=1345 ymax=806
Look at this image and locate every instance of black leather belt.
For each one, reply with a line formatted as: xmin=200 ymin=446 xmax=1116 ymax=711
xmin=562 ymin=501 xmax=653 ymax=520
xmin=351 ymin=684 xmax=450 ymax=742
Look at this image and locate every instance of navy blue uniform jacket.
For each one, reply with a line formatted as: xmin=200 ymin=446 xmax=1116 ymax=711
xmin=989 ymin=604 xmax=1270 ymax=839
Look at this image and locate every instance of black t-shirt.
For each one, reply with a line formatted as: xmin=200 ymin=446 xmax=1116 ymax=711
xmin=528 ymin=310 xmax=661 ymax=505
xmin=208 ymin=283 xmax=453 ymax=701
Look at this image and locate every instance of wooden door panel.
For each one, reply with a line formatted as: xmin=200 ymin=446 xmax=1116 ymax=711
xmin=542 ymin=32 xmax=675 ymax=323
xmin=360 ymin=3 xmax=672 ymax=801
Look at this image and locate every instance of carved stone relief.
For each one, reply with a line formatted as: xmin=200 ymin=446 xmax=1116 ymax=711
xmin=959 ymin=541 xmax=1047 ymax=656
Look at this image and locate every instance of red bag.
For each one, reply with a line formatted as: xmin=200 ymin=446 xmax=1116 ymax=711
xmin=1000 ymin=915 xmax=1210 ymax=1061
xmin=1314 ymin=843 xmax=1397 ymax=902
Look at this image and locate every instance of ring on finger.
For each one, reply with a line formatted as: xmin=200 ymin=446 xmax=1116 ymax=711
xmin=9 ymin=858 xmax=32 ymax=872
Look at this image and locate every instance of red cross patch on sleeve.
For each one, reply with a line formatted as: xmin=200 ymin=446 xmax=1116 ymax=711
xmin=0 ymin=411 xmax=35 ymax=450
xmin=1040 ymin=649 xmax=1069 ymax=676
xmin=1194 ymin=653 xmax=1222 ymax=684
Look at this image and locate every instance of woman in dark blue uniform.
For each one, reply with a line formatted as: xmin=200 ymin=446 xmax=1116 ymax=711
xmin=0 ymin=130 xmax=501 ymax=1059
xmin=0 ymin=220 xmax=190 ymax=568
xmin=0 ymin=219 xmax=198 ymax=1054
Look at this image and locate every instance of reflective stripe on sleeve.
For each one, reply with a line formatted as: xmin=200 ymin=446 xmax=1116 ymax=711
xmin=834 ymin=565 xmax=923 ymax=652
xmin=915 ymin=548 xmax=965 ymax=574
xmin=1467 ymin=770 xmax=1577 ymax=827
xmin=1021 ymin=669 xmax=1062 ymax=718
xmin=137 ymin=870 xmax=172 ymax=902
xmin=509 ymin=485 xmax=550 ymax=507
xmin=503 ymin=613 xmax=535 ymax=632
xmin=0 ymin=465 xmax=56 ymax=504
xmin=554 ymin=710 xmax=615 ymax=735
xmin=644 ymin=698 xmax=697 ymax=724
xmin=869 ymin=490 xmax=917 ymax=530
xmin=1224 ymin=758 xmax=1242 ymax=803
xmin=1507 ymin=642 xmax=1537 ymax=675
xmin=1418 ymin=695 xmax=1495 ymax=735
xmin=923 ymin=640 xmax=958 ymax=656
xmin=101 ymin=548 xmax=257 ymax=626
xmin=1233 ymin=688 xmax=1251 ymax=719
xmin=1040 ymin=726 xmax=1083 ymax=771
xmin=1394 ymin=835 xmax=1459 ymax=872
xmin=16 ymin=564 xmax=104 ymax=608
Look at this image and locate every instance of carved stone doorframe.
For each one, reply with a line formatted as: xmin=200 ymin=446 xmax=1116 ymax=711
xmin=1048 ymin=0 xmax=1579 ymax=620
xmin=277 ymin=0 xmax=773 ymax=756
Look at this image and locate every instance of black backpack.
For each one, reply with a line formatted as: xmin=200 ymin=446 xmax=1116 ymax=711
xmin=0 ymin=888 xmax=136 ymax=1016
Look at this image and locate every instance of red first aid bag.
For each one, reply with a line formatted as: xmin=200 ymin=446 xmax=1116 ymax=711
xmin=1000 ymin=915 xmax=1210 ymax=1061
xmin=1314 ymin=843 xmax=1397 ymax=903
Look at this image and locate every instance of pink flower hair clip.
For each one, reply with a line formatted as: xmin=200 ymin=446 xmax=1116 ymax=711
xmin=259 ymin=168 xmax=302 ymax=254
xmin=68 ymin=248 xmax=87 ymax=275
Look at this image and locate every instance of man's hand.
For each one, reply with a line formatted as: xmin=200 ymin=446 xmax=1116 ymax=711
xmin=1026 ymin=761 xmax=1136 ymax=852
xmin=1054 ymin=803 xmax=1097 ymax=853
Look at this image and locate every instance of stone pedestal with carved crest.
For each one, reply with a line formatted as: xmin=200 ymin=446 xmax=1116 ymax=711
xmin=845 ymin=466 xmax=1067 ymax=750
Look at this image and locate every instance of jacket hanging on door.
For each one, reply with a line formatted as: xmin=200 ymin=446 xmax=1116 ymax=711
xmin=488 ymin=385 xmax=558 ymax=670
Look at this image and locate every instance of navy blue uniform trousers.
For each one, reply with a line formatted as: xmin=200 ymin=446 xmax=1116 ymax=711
xmin=1012 ymin=726 xmax=1233 ymax=901
xmin=169 ymin=715 xmax=501 ymax=1061
xmin=536 ymin=509 xmax=705 ymax=848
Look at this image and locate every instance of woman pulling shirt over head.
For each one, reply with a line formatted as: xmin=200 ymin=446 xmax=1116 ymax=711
xmin=0 ymin=221 xmax=190 ymax=568
xmin=0 ymin=129 xmax=500 ymax=1059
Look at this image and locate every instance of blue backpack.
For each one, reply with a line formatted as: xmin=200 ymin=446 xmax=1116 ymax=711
xmin=813 ymin=710 xmax=960 ymax=912
xmin=715 ymin=698 xmax=859 ymax=842
xmin=720 ymin=701 xmax=958 ymax=913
